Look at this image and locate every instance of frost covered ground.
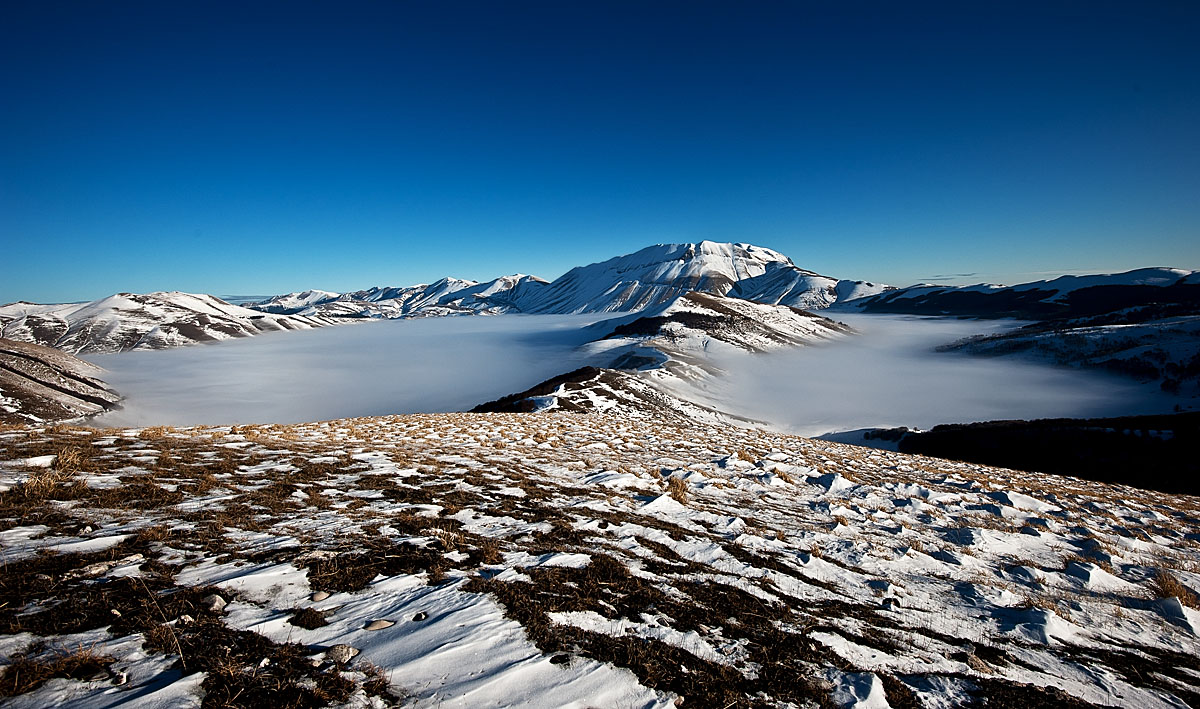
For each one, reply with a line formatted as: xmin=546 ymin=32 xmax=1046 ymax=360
xmin=1 ymin=412 xmax=1199 ymax=707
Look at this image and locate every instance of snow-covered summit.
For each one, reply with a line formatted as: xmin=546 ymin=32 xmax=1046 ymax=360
xmin=504 ymin=241 xmax=796 ymax=314
xmin=246 ymin=241 xmax=872 ymax=318
xmin=241 ymin=241 xmax=893 ymax=321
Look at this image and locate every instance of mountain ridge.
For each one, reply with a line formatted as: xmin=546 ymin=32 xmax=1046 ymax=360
xmin=247 ymin=240 xmax=887 ymax=320
xmin=5 ymin=242 xmax=1197 ymax=358
xmin=0 ymin=292 xmax=343 ymax=355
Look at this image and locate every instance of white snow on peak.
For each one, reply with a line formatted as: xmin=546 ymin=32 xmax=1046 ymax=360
xmin=253 ymin=289 xmax=340 ymax=312
xmin=1009 ymin=267 xmax=1195 ymax=300
xmin=0 ymin=291 xmax=338 ymax=354
xmin=242 ymin=242 xmax=885 ymax=321
xmin=505 ymin=241 xmax=795 ymax=314
xmin=852 ymin=267 xmax=1196 ymax=305
xmin=250 ymin=274 xmax=549 ymax=320
xmin=730 ymin=262 xmax=892 ymax=310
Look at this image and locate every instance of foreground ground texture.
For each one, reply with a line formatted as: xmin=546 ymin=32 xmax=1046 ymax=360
xmin=0 ymin=413 xmax=1198 ymax=708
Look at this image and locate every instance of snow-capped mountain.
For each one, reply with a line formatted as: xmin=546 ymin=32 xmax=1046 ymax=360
xmin=250 ymin=289 xmax=340 ymax=314
xmin=0 ymin=338 xmax=120 ymax=423
xmin=728 ymin=261 xmax=892 ymax=310
xmin=503 ymin=241 xmax=794 ymax=314
xmin=841 ymin=267 xmax=1199 ymax=319
xmin=0 ymin=292 xmax=343 ymax=355
xmin=245 ymin=241 xmax=882 ymax=320
xmin=253 ymin=275 xmax=548 ymax=319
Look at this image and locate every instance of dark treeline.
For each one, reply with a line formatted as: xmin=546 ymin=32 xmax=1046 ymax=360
xmin=894 ymin=412 xmax=1200 ymax=496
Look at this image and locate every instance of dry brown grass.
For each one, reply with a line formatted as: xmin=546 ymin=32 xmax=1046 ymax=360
xmin=1151 ymin=570 xmax=1200 ymax=608
xmin=432 ymin=521 xmax=462 ymax=552
xmin=0 ymin=645 xmax=114 ymax=697
xmin=52 ymin=446 xmax=84 ymax=472
xmin=6 ymin=467 xmax=86 ymax=503
xmin=477 ymin=536 xmax=504 ymax=564
xmin=665 ymin=477 xmax=688 ymax=504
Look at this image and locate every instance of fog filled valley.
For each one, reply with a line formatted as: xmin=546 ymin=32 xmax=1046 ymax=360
xmin=707 ymin=314 xmax=1178 ymax=437
xmin=84 ymin=314 xmax=610 ymax=426
xmin=85 ymin=312 xmax=1178 ymax=435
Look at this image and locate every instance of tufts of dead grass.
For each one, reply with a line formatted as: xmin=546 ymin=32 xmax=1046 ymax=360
xmin=1151 ymin=570 xmax=1199 ymax=608
xmin=665 ymin=477 xmax=688 ymax=504
xmin=0 ymin=645 xmax=114 ymax=697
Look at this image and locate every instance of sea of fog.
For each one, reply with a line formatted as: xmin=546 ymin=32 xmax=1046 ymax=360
xmin=86 ymin=313 xmax=616 ymax=426
xmin=86 ymin=312 xmax=1175 ymax=431
xmin=706 ymin=313 xmax=1175 ymax=437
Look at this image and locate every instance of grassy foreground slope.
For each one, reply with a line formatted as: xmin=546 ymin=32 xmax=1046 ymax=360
xmin=1 ymin=413 xmax=1199 ymax=707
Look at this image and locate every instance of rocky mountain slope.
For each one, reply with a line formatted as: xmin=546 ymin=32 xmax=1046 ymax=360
xmin=0 ymin=339 xmax=120 ymax=424
xmin=2 ymin=412 xmax=1198 ymax=707
xmin=0 ymin=292 xmax=345 ymax=355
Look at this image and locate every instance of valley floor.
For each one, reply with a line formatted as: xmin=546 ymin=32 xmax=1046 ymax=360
xmin=1 ymin=412 xmax=1199 ymax=708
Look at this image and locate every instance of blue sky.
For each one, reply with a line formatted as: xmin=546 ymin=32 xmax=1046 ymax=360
xmin=2 ymin=1 xmax=1197 ymax=303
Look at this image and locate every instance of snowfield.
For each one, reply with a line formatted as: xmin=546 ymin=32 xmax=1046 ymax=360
xmin=1 ymin=411 xmax=1199 ymax=707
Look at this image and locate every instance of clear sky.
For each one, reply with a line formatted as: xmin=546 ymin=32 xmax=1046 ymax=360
xmin=2 ymin=1 xmax=1198 ymax=304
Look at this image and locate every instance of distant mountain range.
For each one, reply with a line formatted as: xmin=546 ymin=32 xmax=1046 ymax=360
xmin=834 ymin=267 xmax=1200 ymax=395
xmin=0 ymin=292 xmax=340 ymax=355
xmin=1 ymin=241 xmax=1195 ymax=362
xmin=251 ymin=241 xmax=889 ymax=319
xmin=0 ymin=241 xmax=888 ymax=354
xmin=837 ymin=267 xmax=1200 ymax=319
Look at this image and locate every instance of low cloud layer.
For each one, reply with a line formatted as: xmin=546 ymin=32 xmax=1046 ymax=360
xmin=87 ymin=314 xmax=614 ymax=426
xmin=707 ymin=314 xmax=1175 ymax=436
xmin=87 ymin=311 xmax=1174 ymax=432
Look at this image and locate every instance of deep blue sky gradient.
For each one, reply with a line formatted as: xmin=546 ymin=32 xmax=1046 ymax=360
xmin=2 ymin=1 xmax=1198 ymax=303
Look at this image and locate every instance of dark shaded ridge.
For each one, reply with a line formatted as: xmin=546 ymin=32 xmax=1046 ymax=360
xmin=891 ymin=412 xmax=1200 ymax=495
xmin=470 ymin=366 xmax=601 ymax=413
xmin=857 ymin=281 xmax=1200 ymax=321
xmin=604 ymin=312 xmax=731 ymax=339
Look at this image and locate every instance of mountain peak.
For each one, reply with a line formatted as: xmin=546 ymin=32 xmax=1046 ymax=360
xmin=505 ymin=241 xmax=795 ymax=314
